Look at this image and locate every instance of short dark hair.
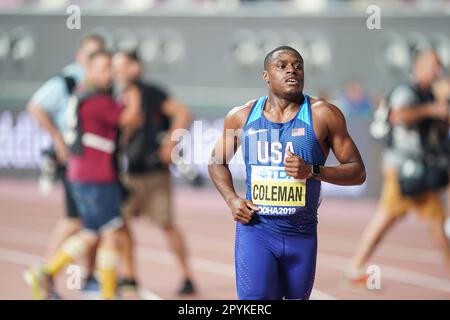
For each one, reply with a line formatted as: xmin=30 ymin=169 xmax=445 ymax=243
xmin=264 ymin=46 xmax=303 ymax=70
xmin=80 ymin=34 xmax=105 ymax=49
xmin=88 ymin=49 xmax=111 ymax=62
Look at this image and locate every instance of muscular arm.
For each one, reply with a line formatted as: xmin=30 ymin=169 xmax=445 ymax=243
xmin=208 ymin=107 xmax=242 ymax=202
xmin=208 ymin=103 xmax=259 ymax=223
xmin=285 ymin=101 xmax=366 ymax=185
xmin=319 ymin=103 xmax=366 ymax=185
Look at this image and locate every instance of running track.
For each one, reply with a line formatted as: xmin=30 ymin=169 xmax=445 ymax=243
xmin=0 ymin=179 xmax=449 ymax=300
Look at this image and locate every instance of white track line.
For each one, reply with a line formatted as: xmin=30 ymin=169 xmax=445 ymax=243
xmin=5 ymin=218 xmax=444 ymax=265
xmin=136 ymin=247 xmax=337 ymax=300
xmin=0 ymin=227 xmax=337 ymax=299
xmin=138 ymin=288 xmax=163 ymax=300
xmin=0 ymin=224 xmax=442 ymax=265
xmin=0 ymin=245 xmax=335 ymax=300
xmin=318 ymin=253 xmax=450 ymax=294
xmin=0 ymin=247 xmax=162 ymax=300
xmin=176 ymin=231 xmax=441 ymax=265
xmin=309 ymin=291 xmax=337 ymax=300
xmin=136 ymin=247 xmax=450 ymax=295
xmin=0 ymin=248 xmax=43 ymax=265
xmin=3 ymin=226 xmax=449 ymax=296
xmin=319 ymin=234 xmax=441 ymax=264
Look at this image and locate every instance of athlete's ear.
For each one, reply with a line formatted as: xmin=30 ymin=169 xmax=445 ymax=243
xmin=262 ymin=70 xmax=269 ymax=84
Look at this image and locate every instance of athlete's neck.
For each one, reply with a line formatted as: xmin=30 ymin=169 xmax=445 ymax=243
xmin=266 ymin=92 xmax=304 ymax=113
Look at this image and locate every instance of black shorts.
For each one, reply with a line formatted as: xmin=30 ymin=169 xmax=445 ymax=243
xmin=57 ymin=165 xmax=79 ymax=219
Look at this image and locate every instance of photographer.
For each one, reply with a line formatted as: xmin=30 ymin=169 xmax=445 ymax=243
xmin=347 ymin=49 xmax=450 ymax=285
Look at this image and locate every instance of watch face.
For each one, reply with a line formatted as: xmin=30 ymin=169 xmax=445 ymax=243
xmin=313 ymin=165 xmax=320 ymax=175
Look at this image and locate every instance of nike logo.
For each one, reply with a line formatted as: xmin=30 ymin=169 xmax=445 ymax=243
xmin=248 ymin=128 xmax=268 ymax=135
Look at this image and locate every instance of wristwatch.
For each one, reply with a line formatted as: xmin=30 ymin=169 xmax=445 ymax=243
xmin=311 ymin=164 xmax=321 ymax=178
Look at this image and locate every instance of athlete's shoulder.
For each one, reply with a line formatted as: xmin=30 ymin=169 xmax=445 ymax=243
xmin=309 ymin=96 xmax=346 ymax=122
xmin=224 ymin=99 xmax=257 ymax=129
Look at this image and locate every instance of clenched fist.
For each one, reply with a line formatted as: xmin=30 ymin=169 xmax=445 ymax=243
xmin=226 ymin=196 xmax=260 ymax=224
xmin=284 ymin=150 xmax=312 ymax=179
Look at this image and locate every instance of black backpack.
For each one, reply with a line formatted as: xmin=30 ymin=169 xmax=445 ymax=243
xmin=125 ymin=82 xmax=171 ymax=171
xmin=62 ymin=75 xmax=76 ymax=96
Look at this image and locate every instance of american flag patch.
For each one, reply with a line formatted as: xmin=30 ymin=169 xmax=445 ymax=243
xmin=292 ymin=127 xmax=305 ymax=137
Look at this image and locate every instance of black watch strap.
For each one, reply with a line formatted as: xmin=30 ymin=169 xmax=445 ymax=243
xmin=312 ymin=164 xmax=321 ymax=177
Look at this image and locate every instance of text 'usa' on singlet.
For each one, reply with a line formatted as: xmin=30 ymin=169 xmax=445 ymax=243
xmin=241 ymin=95 xmax=326 ymax=234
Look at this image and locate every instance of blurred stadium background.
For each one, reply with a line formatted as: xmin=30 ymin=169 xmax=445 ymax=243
xmin=0 ymin=0 xmax=449 ymax=300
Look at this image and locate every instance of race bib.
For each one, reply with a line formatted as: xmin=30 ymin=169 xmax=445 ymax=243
xmin=251 ymin=165 xmax=306 ymax=207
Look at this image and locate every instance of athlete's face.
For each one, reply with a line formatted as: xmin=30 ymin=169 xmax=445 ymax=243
xmin=87 ymin=54 xmax=112 ymax=89
xmin=263 ymin=50 xmax=304 ymax=98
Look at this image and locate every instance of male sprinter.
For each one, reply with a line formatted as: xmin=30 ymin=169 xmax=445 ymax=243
xmin=208 ymin=46 xmax=366 ymax=300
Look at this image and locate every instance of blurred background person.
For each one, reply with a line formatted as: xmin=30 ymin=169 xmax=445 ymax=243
xmin=24 ymin=49 xmax=141 ymax=300
xmin=347 ymin=49 xmax=450 ymax=286
xmin=26 ymin=34 xmax=105 ymax=293
xmin=112 ymin=51 xmax=196 ymax=296
xmin=339 ymin=78 xmax=374 ymax=120
xmin=432 ymin=74 xmax=450 ymax=241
